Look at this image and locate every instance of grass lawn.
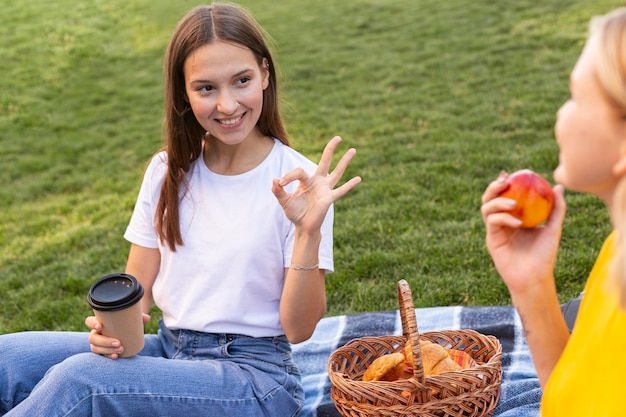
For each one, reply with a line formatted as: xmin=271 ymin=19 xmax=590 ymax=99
xmin=0 ymin=0 xmax=618 ymax=334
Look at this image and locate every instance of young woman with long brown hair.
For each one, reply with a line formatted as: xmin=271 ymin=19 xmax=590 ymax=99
xmin=0 ymin=3 xmax=360 ymax=416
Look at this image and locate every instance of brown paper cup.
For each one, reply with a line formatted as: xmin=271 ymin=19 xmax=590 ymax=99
xmin=88 ymin=273 xmax=145 ymax=358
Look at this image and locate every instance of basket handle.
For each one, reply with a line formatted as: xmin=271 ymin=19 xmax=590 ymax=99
xmin=397 ymin=279 xmax=425 ymax=384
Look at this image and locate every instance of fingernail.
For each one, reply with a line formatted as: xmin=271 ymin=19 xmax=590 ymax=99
xmin=505 ymin=199 xmax=516 ymax=206
xmin=112 ymin=341 xmax=120 ymax=347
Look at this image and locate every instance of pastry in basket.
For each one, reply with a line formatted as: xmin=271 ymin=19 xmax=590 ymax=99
xmin=404 ymin=339 xmax=462 ymax=376
xmin=362 ymin=352 xmax=406 ymax=382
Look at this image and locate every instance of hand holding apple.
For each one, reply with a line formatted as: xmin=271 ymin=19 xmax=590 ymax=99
xmin=497 ymin=169 xmax=554 ymax=228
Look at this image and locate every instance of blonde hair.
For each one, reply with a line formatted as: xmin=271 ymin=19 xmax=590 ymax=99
xmin=592 ymin=8 xmax=626 ymax=309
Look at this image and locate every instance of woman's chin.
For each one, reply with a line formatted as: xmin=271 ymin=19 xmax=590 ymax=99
xmin=552 ymin=166 xmax=566 ymax=187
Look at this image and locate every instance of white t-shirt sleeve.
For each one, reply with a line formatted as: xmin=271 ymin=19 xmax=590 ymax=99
xmin=123 ymin=153 xmax=167 ymax=249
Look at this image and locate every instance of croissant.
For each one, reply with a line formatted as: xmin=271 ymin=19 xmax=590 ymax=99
xmin=404 ymin=339 xmax=462 ymax=376
xmin=362 ymin=352 xmax=406 ymax=382
xmin=363 ymin=339 xmax=463 ymax=383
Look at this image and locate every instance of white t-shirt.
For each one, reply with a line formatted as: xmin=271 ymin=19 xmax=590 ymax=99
xmin=124 ymin=139 xmax=334 ymax=337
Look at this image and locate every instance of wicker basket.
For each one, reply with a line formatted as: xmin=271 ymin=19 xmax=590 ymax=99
xmin=327 ymin=280 xmax=503 ymax=417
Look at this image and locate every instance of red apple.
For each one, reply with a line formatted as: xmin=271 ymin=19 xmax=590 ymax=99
xmin=497 ymin=169 xmax=554 ymax=228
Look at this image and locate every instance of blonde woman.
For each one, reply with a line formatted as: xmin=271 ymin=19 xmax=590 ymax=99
xmin=481 ymin=7 xmax=626 ymax=416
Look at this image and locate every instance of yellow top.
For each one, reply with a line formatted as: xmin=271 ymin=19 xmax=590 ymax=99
xmin=542 ymin=231 xmax=626 ymax=416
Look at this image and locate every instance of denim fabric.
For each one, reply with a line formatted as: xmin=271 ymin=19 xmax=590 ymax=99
xmin=0 ymin=321 xmax=302 ymax=417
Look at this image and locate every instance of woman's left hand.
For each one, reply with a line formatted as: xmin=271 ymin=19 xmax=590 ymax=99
xmin=272 ymin=136 xmax=361 ymax=233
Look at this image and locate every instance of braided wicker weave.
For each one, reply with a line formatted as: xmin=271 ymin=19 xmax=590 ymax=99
xmin=327 ymin=280 xmax=503 ymax=417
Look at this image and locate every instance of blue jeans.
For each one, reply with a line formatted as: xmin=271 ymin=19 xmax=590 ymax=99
xmin=0 ymin=321 xmax=303 ymax=416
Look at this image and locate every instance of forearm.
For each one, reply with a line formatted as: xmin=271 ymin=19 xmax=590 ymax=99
xmin=510 ymin=277 xmax=570 ymax=388
xmin=280 ymin=229 xmax=326 ymax=344
xmin=125 ymin=244 xmax=160 ymax=315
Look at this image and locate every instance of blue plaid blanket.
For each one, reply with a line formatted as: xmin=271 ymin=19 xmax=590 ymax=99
xmin=292 ymin=306 xmax=542 ymax=417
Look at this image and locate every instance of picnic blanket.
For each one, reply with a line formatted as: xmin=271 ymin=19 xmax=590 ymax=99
xmin=292 ymin=305 xmax=542 ymax=417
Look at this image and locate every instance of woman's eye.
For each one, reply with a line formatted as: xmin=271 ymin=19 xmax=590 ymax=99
xmin=236 ymin=77 xmax=251 ymax=85
xmin=198 ymin=85 xmax=214 ymax=92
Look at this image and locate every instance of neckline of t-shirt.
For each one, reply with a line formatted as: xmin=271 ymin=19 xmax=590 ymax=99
xmin=200 ymin=138 xmax=279 ymax=179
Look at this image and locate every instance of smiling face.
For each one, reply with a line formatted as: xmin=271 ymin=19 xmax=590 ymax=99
xmin=183 ymin=40 xmax=269 ymax=147
xmin=553 ymin=34 xmax=626 ymax=202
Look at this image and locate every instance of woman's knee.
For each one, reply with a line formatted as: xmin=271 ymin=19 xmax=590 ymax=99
xmin=0 ymin=332 xmax=90 ymax=413
xmin=45 ymin=352 xmax=112 ymax=385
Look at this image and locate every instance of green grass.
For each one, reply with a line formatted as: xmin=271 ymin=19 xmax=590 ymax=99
xmin=0 ymin=0 xmax=618 ymax=334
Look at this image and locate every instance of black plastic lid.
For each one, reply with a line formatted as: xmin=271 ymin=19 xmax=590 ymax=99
xmin=87 ymin=273 xmax=144 ymax=312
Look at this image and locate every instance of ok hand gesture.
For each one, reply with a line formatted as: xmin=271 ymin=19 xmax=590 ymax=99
xmin=272 ymin=136 xmax=361 ymax=234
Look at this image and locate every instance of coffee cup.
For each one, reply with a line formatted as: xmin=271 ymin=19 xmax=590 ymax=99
xmin=87 ymin=273 xmax=145 ymax=357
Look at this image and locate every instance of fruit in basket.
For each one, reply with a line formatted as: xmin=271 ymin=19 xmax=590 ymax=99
xmin=362 ymin=352 xmax=406 ymax=382
xmin=497 ymin=169 xmax=554 ymax=228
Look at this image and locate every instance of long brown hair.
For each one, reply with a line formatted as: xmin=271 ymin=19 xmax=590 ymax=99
xmin=157 ymin=3 xmax=289 ymax=251
xmin=591 ymin=8 xmax=626 ymax=308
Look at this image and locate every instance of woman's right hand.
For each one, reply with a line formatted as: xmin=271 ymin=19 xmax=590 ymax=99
xmin=480 ymin=171 xmax=567 ymax=296
xmin=85 ymin=316 xmax=124 ymax=359
xmin=85 ymin=313 xmax=150 ymax=359
xmin=271 ymin=136 xmax=361 ymax=235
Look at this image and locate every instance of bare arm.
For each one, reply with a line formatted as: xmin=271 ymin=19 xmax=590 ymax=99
xmin=481 ymin=173 xmax=570 ymax=387
xmin=510 ymin=279 xmax=570 ymax=387
xmin=272 ymin=136 xmax=361 ymax=343
xmin=279 ymin=231 xmax=327 ymax=344
xmin=125 ymin=243 xmax=161 ymax=317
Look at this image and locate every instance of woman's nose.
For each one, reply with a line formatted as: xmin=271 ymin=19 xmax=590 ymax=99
xmin=216 ymin=91 xmax=239 ymax=115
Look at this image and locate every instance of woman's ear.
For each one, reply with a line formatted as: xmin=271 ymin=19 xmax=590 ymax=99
xmin=261 ymin=58 xmax=270 ymax=90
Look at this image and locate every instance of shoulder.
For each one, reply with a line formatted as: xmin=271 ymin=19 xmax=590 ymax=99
xmin=594 ymin=230 xmax=618 ymax=266
xmin=271 ymin=140 xmax=318 ymax=172
xmin=147 ymin=150 xmax=168 ymax=170
xmin=585 ymin=230 xmax=618 ymax=292
xmin=143 ymin=151 xmax=168 ymax=177
xmin=136 ymin=151 xmax=169 ymax=191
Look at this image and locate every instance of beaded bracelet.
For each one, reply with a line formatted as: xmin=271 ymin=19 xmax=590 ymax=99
xmin=290 ymin=262 xmax=319 ymax=271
